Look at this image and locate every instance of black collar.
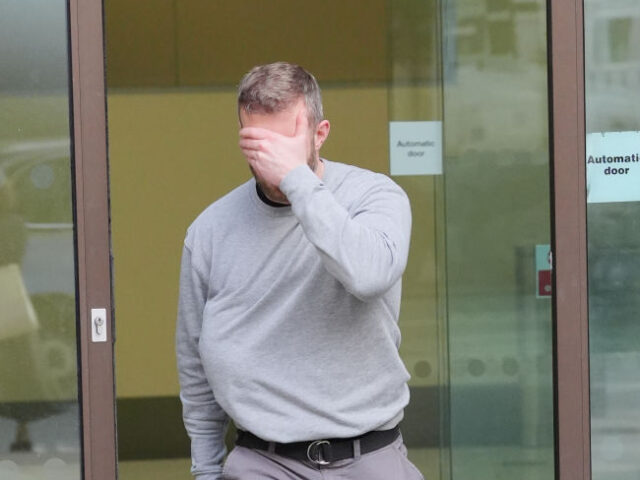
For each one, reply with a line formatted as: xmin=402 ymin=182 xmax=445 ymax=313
xmin=256 ymin=184 xmax=288 ymax=207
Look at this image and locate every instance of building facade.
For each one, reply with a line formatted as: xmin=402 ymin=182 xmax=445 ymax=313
xmin=1 ymin=1 xmax=638 ymax=479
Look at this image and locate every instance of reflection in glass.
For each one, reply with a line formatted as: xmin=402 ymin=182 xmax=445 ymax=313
xmin=585 ymin=1 xmax=640 ymax=479
xmin=0 ymin=1 xmax=81 ymax=478
xmin=442 ymin=1 xmax=554 ymax=479
xmin=388 ymin=1 xmax=446 ymax=478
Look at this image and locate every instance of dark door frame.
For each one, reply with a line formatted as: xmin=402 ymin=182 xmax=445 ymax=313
xmin=68 ymin=0 xmax=116 ymax=478
xmin=548 ymin=1 xmax=591 ymax=479
xmin=68 ymin=0 xmax=592 ymax=478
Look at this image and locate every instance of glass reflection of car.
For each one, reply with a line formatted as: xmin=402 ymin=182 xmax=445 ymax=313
xmin=0 ymin=139 xmax=77 ymax=453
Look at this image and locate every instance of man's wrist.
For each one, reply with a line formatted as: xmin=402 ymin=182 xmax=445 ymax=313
xmin=279 ymin=165 xmax=322 ymax=204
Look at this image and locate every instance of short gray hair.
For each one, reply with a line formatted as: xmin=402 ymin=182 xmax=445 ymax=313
xmin=238 ymin=62 xmax=324 ymax=126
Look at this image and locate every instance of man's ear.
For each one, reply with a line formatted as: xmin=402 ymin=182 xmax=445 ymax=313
xmin=314 ymin=120 xmax=331 ymax=150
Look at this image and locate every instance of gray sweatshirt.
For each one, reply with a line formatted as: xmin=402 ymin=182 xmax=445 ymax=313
xmin=176 ymin=160 xmax=412 ymax=479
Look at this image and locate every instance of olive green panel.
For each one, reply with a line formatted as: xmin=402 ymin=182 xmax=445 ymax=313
xmin=104 ymin=0 xmax=390 ymax=88
xmin=175 ymin=0 xmax=389 ymax=86
xmin=109 ymin=87 xmax=431 ymax=397
xmin=105 ymin=0 xmax=178 ymax=87
xmin=109 ymin=91 xmax=245 ymax=398
xmin=320 ymin=88 xmax=389 ymax=175
xmin=396 ymin=176 xmax=440 ymax=389
xmin=110 ymin=87 xmax=440 ymax=397
xmin=389 ymin=86 xmax=442 ymax=121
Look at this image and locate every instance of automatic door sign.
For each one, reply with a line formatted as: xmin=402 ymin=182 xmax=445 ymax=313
xmin=586 ymin=131 xmax=640 ymax=204
xmin=536 ymin=244 xmax=552 ymax=299
xmin=389 ymin=121 xmax=443 ymax=176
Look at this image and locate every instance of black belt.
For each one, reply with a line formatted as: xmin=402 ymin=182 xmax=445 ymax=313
xmin=236 ymin=425 xmax=400 ymax=466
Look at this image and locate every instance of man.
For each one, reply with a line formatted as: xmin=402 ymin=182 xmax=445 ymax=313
xmin=176 ymin=62 xmax=421 ymax=480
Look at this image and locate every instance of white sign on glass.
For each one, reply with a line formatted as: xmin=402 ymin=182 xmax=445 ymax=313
xmin=586 ymin=131 xmax=640 ymax=204
xmin=389 ymin=121 xmax=443 ymax=176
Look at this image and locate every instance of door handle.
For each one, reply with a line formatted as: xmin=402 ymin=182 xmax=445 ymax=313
xmin=91 ymin=308 xmax=107 ymax=342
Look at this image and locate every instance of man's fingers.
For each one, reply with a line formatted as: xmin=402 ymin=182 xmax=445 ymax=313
xmin=240 ymin=146 xmax=261 ymax=160
xmin=239 ymin=138 xmax=264 ymax=151
xmin=239 ymin=126 xmax=273 ymax=140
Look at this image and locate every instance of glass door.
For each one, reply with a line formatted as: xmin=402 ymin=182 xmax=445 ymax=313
xmin=439 ymin=1 xmax=555 ymax=478
xmin=584 ymin=1 xmax=640 ymax=478
xmin=0 ymin=0 xmax=114 ymax=479
xmin=0 ymin=1 xmax=82 ymax=477
xmin=104 ymin=1 xmax=557 ymax=480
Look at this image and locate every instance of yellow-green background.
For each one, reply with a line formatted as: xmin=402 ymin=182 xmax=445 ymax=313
xmin=106 ymin=0 xmax=442 ymax=400
xmin=109 ymin=87 xmax=440 ymax=398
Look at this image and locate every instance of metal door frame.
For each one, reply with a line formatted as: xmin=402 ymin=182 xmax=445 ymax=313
xmin=68 ymin=0 xmax=116 ymax=478
xmin=548 ymin=1 xmax=591 ymax=479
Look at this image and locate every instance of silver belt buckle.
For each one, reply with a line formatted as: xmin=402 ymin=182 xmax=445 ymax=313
xmin=306 ymin=439 xmax=332 ymax=465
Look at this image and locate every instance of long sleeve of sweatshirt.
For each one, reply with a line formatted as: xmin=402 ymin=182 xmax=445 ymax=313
xmin=176 ymin=244 xmax=229 ymax=480
xmin=279 ymin=164 xmax=412 ymax=301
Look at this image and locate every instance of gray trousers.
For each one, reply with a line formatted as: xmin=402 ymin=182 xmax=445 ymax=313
xmin=221 ymin=434 xmax=424 ymax=480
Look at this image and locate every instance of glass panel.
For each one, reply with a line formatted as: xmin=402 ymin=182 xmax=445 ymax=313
xmin=105 ymin=1 xmax=554 ymax=479
xmin=388 ymin=1 xmax=448 ymax=477
xmin=584 ymin=1 xmax=640 ymax=479
xmin=105 ymin=1 xmax=444 ymax=477
xmin=0 ymin=1 xmax=81 ymax=479
xmin=441 ymin=1 xmax=555 ymax=479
